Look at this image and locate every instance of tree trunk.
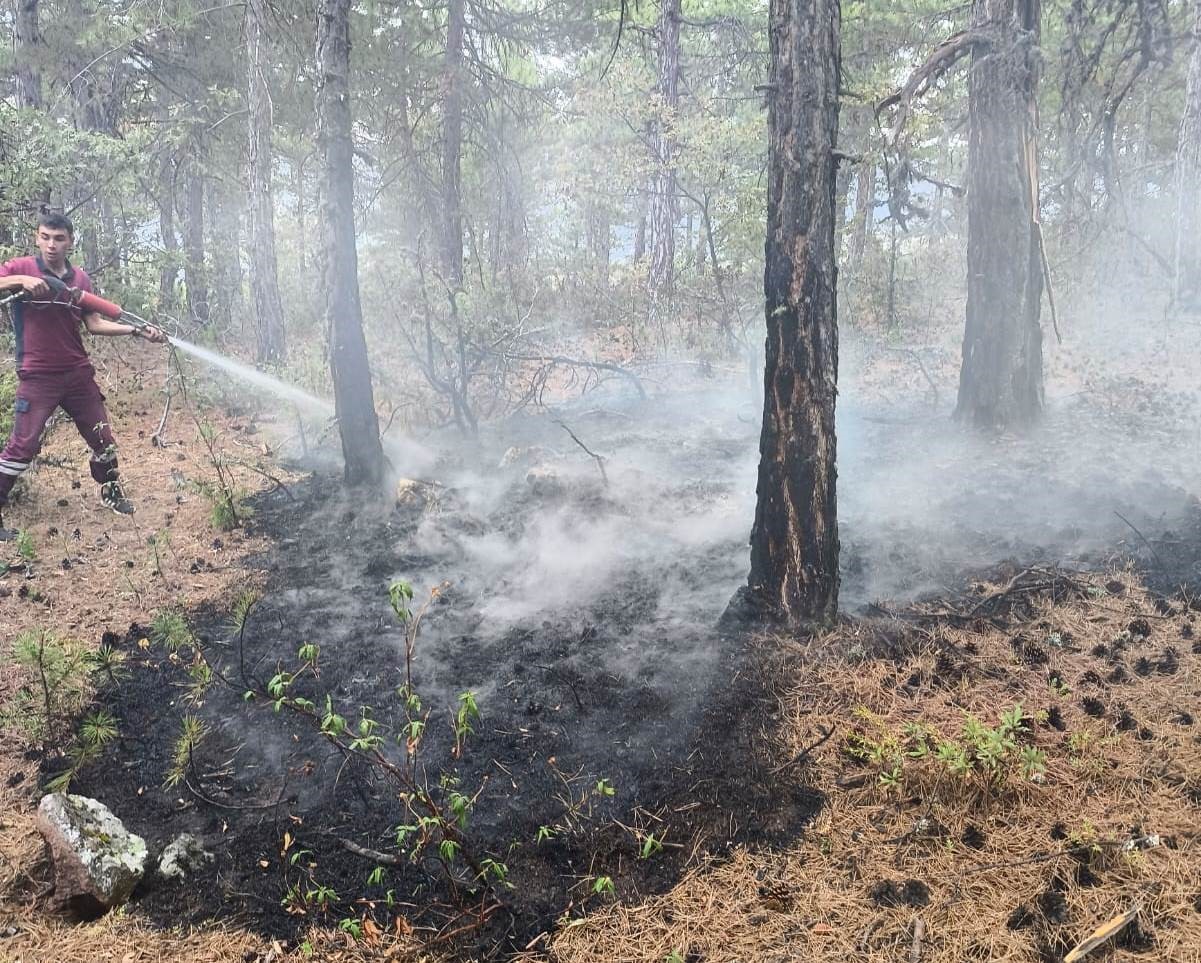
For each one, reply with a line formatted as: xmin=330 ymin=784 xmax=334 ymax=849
xmin=247 ymin=0 xmax=288 ymax=361
xmin=182 ymin=155 xmax=210 ymax=326
xmin=207 ymin=176 xmax=245 ymax=333
xmin=849 ymin=160 xmax=874 ymax=268
xmin=955 ymin=0 xmax=1044 ymax=430
xmin=441 ymin=0 xmax=466 ymax=287
xmin=745 ymin=0 xmax=841 ymax=626
xmin=15 ymin=0 xmax=43 ymax=110
xmin=1175 ymin=0 xmax=1201 ymax=309
xmin=648 ymin=0 xmax=681 ymax=297
xmin=316 ymin=0 xmax=385 ymax=487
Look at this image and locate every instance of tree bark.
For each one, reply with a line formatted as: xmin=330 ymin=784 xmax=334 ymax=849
xmin=182 ymin=154 xmax=210 ymax=326
xmin=441 ymin=0 xmax=466 ymax=287
xmin=207 ymin=176 xmax=245 ymax=333
xmin=15 ymin=0 xmax=43 ymax=110
xmin=954 ymin=0 xmax=1044 ymax=430
xmin=1175 ymin=0 xmax=1201 ymax=309
xmin=247 ymin=0 xmax=288 ymax=361
xmin=316 ymin=0 xmax=385 ymax=487
xmin=648 ymin=0 xmax=682 ymax=298
xmin=745 ymin=0 xmax=841 ymax=626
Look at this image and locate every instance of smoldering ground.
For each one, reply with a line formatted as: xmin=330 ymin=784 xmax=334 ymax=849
xmin=66 ymin=302 xmax=1201 ymax=948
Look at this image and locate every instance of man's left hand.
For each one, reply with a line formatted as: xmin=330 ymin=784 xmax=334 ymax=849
xmin=135 ymin=324 xmax=168 ymax=343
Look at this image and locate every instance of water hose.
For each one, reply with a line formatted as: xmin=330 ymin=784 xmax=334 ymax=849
xmin=0 ymin=276 xmax=167 ymax=341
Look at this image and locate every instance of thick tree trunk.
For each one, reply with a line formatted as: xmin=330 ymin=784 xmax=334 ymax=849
xmin=15 ymin=0 xmax=43 ymax=110
xmin=247 ymin=0 xmax=288 ymax=361
xmin=648 ymin=0 xmax=681 ymax=297
xmin=316 ymin=0 xmax=385 ymax=487
xmin=1175 ymin=0 xmax=1201 ymax=309
xmin=182 ymin=156 xmax=210 ymax=326
xmin=441 ymin=0 xmax=466 ymax=287
xmin=745 ymin=0 xmax=841 ymax=626
xmin=955 ymin=0 xmax=1044 ymax=430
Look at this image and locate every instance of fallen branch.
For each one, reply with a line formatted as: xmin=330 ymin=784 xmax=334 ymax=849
xmin=556 ymin=421 xmax=609 ymax=488
xmin=1063 ymin=905 xmax=1141 ymax=963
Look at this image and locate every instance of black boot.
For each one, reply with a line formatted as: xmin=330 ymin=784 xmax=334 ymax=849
xmin=100 ymin=481 xmax=135 ymax=516
xmin=0 ymin=509 xmax=17 ymax=541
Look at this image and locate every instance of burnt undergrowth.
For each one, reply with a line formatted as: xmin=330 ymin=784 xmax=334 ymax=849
xmin=61 ymin=466 xmax=821 ymax=957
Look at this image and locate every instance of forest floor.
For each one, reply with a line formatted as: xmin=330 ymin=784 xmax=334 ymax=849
xmin=2 ymin=327 xmax=1201 ymax=963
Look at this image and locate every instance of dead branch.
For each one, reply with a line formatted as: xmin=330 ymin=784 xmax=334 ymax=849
xmin=1063 ymin=906 xmax=1141 ymax=963
xmin=877 ymin=28 xmax=994 ymax=144
xmin=500 ymin=352 xmax=647 ymax=400
xmin=556 ymin=421 xmax=609 ymax=488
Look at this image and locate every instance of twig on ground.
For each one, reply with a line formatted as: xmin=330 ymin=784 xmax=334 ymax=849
xmin=1114 ymin=511 xmax=1165 ymax=573
xmin=556 ymin=421 xmax=609 ymax=488
xmin=910 ymin=916 xmax=925 ymax=963
xmin=1063 ymin=905 xmax=1141 ymax=963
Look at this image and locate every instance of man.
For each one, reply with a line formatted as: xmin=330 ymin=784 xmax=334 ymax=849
xmin=0 ymin=212 xmax=166 ymax=540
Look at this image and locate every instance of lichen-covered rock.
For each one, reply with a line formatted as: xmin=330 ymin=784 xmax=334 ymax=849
xmin=35 ymin=793 xmax=147 ymax=916
xmin=158 ymin=833 xmax=214 ymax=881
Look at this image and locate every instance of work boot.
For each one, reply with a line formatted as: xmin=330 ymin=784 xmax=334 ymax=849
xmin=100 ymin=481 xmax=135 ymax=516
xmin=0 ymin=510 xmax=16 ymax=541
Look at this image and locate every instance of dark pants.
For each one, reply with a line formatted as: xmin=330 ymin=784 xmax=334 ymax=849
xmin=0 ymin=366 xmax=119 ymax=507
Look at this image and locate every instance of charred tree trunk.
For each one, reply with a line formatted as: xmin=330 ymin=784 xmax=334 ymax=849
xmin=15 ymin=0 xmax=43 ymax=110
xmin=648 ymin=0 xmax=682 ymax=297
xmin=744 ymin=0 xmax=841 ymax=626
xmin=441 ymin=0 xmax=466 ymax=287
xmin=247 ymin=0 xmax=288 ymax=361
xmin=1175 ymin=0 xmax=1201 ymax=309
xmin=182 ymin=154 xmax=210 ymax=326
xmin=955 ymin=0 xmax=1044 ymax=430
xmin=316 ymin=0 xmax=385 ymax=487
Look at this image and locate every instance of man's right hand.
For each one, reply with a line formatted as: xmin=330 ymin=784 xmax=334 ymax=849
xmin=7 ymin=275 xmax=49 ymax=297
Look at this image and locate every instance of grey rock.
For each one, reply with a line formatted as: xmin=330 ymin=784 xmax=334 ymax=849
xmin=158 ymin=833 xmax=214 ymax=881
xmin=35 ymin=793 xmax=147 ymax=916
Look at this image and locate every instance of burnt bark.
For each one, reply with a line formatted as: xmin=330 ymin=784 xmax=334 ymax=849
xmin=1175 ymin=0 xmax=1201 ymax=309
xmin=954 ymin=0 xmax=1044 ymax=430
xmin=247 ymin=0 xmax=288 ymax=361
xmin=316 ymin=0 xmax=385 ymax=487
xmin=745 ymin=0 xmax=841 ymax=626
xmin=15 ymin=0 xmax=43 ymax=110
xmin=648 ymin=0 xmax=682 ymax=297
xmin=441 ymin=0 xmax=466 ymax=287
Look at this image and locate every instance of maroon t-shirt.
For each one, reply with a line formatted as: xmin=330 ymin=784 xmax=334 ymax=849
xmin=0 ymin=256 xmax=95 ymax=374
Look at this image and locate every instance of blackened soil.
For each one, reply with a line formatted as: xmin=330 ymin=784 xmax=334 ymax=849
xmin=68 ymin=471 xmax=821 ymax=958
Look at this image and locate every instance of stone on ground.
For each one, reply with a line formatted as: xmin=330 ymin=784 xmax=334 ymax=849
xmin=35 ymin=792 xmax=148 ymax=916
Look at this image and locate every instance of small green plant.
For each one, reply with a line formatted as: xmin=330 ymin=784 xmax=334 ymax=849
xmin=164 ymin=714 xmax=209 ymax=789
xmin=2 ymin=629 xmax=93 ymax=744
xmin=590 ymin=875 xmax=615 ymax=897
xmin=639 ymin=832 xmax=664 ymax=860
xmin=14 ymin=529 xmax=35 ymax=561
xmin=151 ymin=608 xmax=195 ymax=653
xmin=45 ymin=709 xmax=121 ymax=792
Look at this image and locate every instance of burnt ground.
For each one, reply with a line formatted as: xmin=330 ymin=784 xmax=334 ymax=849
xmin=41 ymin=376 xmax=1201 ymax=957
xmin=62 ymin=390 xmax=823 ymax=956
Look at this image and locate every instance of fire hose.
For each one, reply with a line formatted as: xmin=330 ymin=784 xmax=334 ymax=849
xmin=0 ymin=276 xmax=169 ymax=342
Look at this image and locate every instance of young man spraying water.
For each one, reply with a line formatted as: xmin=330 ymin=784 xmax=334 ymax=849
xmin=0 ymin=213 xmax=166 ymax=539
